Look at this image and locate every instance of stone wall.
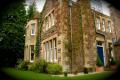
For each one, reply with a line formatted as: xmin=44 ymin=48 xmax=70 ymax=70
xmin=24 ymin=19 xmax=38 ymax=61
xmin=110 ymin=7 xmax=120 ymax=63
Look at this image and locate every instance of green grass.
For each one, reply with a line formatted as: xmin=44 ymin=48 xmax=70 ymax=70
xmin=2 ymin=68 xmax=112 ymax=80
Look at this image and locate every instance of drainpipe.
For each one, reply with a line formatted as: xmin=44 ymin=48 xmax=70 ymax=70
xmin=68 ymin=0 xmax=73 ymax=73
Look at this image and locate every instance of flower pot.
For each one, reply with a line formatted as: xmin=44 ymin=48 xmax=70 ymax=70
xmin=110 ymin=65 xmax=117 ymax=70
xmin=64 ymin=72 xmax=68 ymax=77
xmin=96 ymin=66 xmax=104 ymax=72
xmin=84 ymin=67 xmax=88 ymax=74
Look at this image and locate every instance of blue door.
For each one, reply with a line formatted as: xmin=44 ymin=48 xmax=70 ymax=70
xmin=97 ymin=46 xmax=104 ymax=65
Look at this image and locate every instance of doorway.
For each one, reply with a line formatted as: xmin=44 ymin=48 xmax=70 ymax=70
xmin=96 ymin=41 xmax=105 ymax=66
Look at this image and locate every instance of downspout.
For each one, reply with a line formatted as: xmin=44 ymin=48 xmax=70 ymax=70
xmin=69 ymin=0 xmax=73 ymax=73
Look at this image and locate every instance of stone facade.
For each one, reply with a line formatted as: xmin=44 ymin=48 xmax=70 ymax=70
xmin=110 ymin=7 xmax=120 ymax=62
xmin=24 ymin=19 xmax=39 ymax=62
xmin=24 ymin=0 xmax=119 ymax=73
xmin=39 ymin=0 xmax=116 ymax=72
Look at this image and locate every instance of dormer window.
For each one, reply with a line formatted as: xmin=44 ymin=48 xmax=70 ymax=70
xmin=31 ymin=23 xmax=35 ymax=35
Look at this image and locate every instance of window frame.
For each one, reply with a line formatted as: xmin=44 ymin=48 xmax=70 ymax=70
xmin=31 ymin=23 xmax=36 ymax=35
xmin=108 ymin=21 xmax=112 ymax=33
xmin=30 ymin=45 xmax=34 ymax=63
xmin=102 ymin=19 xmax=106 ymax=31
xmin=96 ymin=17 xmax=101 ymax=30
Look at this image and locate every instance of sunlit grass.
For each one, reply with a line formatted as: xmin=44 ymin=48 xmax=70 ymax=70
xmin=2 ymin=68 xmax=112 ymax=80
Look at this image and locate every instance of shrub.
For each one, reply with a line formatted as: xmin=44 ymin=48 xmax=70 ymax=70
xmin=47 ymin=63 xmax=62 ymax=75
xmin=28 ymin=59 xmax=47 ymax=73
xmin=84 ymin=67 xmax=88 ymax=74
xmin=17 ymin=60 xmax=29 ymax=71
xmin=110 ymin=57 xmax=116 ymax=65
xmin=96 ymin=55 xmax=103 ymax=67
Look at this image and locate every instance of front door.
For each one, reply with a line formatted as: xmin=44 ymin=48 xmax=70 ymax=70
xmin=97 ymin=46 xmax=104 ymax=65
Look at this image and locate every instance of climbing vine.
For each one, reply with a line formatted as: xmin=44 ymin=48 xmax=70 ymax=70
xmin=34 ymin=13 xmax=43 ymax=58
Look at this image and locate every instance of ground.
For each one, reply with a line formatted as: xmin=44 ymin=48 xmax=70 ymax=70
xmin=2 ymin=68 xmax=112 ymax=80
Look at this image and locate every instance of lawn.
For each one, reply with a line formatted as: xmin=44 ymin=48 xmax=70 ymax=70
xmin=2 ymin=68 xmax=112 ymax=80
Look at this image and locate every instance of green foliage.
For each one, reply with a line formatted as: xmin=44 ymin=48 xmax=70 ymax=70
xmin=96 ymin=55 xmax=104 ymax=67
xmin=109 ymin=57 xmax=116 ymax=65
xmin=0 ymin=0 xmax=27 ymax=67
xmin=17 ymin=61 xmax=29 ymax=71
xmin=47 ymin=63 xmax=62 ymax=75
xmin=34 ymin=14 xmax=43 ymax=58
xmin=34 ymin=35 xmax=39 ymax=57
xmin=28 ymin=59 xmax=47 ymax=73
xmin=27 ymin=2 xmax=36 ymax=20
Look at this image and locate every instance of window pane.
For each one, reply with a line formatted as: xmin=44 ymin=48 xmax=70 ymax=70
xmin=50 ymin=40 xmax=53 ymax=62
xmin=31 ymin=24 xmax=35 ymax=35
xmin=31 ymin=45 xmax=34 ymax=61
xmin=96 ymin=18 xmax=100 ymax=30
xmin=53 ymin=38 xmax=57 ymax=61
xmin=102 ymin=19 xmax=105 ymax=31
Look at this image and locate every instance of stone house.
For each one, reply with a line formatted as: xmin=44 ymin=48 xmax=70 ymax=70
xmin=24 ymin=0 xmax=118 ymax=72
xmin=110 ymin=7 xmax=120 ymax=62
xmin=24 ymin=14 xmax=39 ymax=63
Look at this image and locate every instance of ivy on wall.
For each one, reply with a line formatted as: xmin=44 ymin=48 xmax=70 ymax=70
xmin=34 ymin=13 xmax=43 ymax=59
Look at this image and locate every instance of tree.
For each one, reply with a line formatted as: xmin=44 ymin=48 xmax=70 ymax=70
xmin=0 ymin=0 xmax=27 ymax=67
xmin=27 ymin=2 xmax=36 ymax=20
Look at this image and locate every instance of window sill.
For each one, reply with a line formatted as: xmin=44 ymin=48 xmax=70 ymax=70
xmin=30 ymin=60 xmax=34 ymax=63
xmin=31 ymin=34 xmax=35 ymax=36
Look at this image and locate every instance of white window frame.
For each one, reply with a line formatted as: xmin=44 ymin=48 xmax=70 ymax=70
xmin=51 ymin=12 xmax=55 ymax=26
xmin=53 ymin=38 xmax=57 ymax=62
xmin=96 ymin=41 xmax=106 ymax=66
xmin=44 ymin=38 xmax=57 ymax=63
xmin=96 ymin=17 xmax=101 ymax=30
xmin=102 ymin=19 xmax=105 ymax=31
xmin=31 ymin=23 xmax=36 ymax=35
xmin=50 ymin=40 xmax=53 ymax=62
xmin=48 ymin=15 xmax=51 ymax=28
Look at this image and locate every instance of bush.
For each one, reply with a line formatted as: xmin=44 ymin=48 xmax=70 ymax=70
xmin=96 ymin=55 xmax=103 ymax=67
xmin=84 ymin=67 xmax=88 ymax=74
xmin=110 ymin=57 xmax=116 ymax=65
xmin=47 ymin=63 xmax=62 ymax=75
xmin=17 ymin=60 xmax=29 ymax=71
xmin=28 ymin=59 xmax=47 ymax=73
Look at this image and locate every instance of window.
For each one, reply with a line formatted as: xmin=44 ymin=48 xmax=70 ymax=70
xmin=51 ymin=11 xmax=55 ymax=26
xmin=48 ymin=15 xmax=51 ymax=28
xmin=102 ymin=19 xmax=105 ymax=31
xmin=31 ymin=23 xmax=35 ymax=35
xmin=43 ymin=11 xmax=55 ymax=32
xmin=30 ymin=45 xmax=34 ymax=62
xmin=96 ymin=17 xmax=100 ymax=30
xmin=53 ymin=38 xmax=57 ymax=62
xmin=44 ymin=38 xmax=57 ymax=63
xmin=97 ymin=41 xmax=102 ymax=46
xmin=108 ymin=21 xmax=111 ymax=32
xmin=50 ymin=40 xmax=53 ymax=62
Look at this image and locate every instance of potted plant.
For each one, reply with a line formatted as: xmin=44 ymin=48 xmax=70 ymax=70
xmin=64 ymin=71 xmax=68 ymax=77
xmin=84 ymin=67 xmax=88 ymax=74
xmin=109 ymin=57 xmax=117 ymax=70
xmin=96 ymin=55 xmax=104 ymax=72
